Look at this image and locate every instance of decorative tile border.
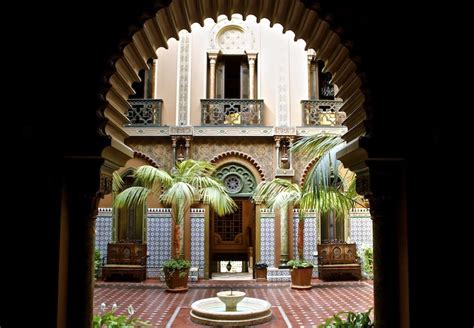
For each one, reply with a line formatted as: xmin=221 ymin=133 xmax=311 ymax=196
xmin=260 ymin=217 xmax=275 ymax=267
xmin=296 ymin=126 xmax=347 ymax=136
xmin=350 ymin=215 xmax=373 ymax=250
xmin=96 ymin=208 xmax=113 ymax=265
xmin=191 ymin=209 xmax=205 ymax=278
xmin=293 ymin=210 xmax=319 ymax=277
xmin=267 ymin=267 xmax=291 ymax=282
xmin=146 ymin=208 xmax=172 ymax=278
xmin=194 ymin=126 xmax=274 ymax=136
xmin=123 ymin=126 xmax=171 ymax=136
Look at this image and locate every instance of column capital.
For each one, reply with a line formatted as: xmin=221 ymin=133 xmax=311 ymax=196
xmin=246 ymin=50 xmax=258 ymax=61
xmin=207 ymin=49 xmax=220 ymax=59
xmin=307 ymin=49 xmax=316 ymax=62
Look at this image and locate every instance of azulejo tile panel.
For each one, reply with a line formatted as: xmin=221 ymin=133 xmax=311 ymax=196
xmin=96 ymin=208 xmax=113 ymax=261
xmin=293 ymin=211 xmax=319 ymax=277
xmin=292 ymin=217 xmax=299 ymax=259
xmin=260 ymin=216 xmax=275 ymax=267
xmin=350 ymin=214 xmax=373 ymax=250
xmin=191 ymin=209 xmax=205 ymax=278
xmin=146 ymin=209 xmax=172 ymax=278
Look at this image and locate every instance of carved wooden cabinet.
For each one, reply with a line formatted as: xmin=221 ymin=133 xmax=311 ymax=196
xmin=317 ymin=242 xmax=361 ymax=281
xmin=101 ymin=243 xmax=147 ymax=281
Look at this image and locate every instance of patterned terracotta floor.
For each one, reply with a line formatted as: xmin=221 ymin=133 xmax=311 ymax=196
xmin=94 ymin=279 xmax=373 ymax=327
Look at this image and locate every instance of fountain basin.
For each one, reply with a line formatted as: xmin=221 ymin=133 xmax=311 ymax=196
xmin=216 ymin=291 xmax=246 ymax=311
xmin=190 ymin=297 xmax=272 ymax=326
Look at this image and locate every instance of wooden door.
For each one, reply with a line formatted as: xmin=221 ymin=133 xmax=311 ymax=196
xmin=211 ymin=199 xmax=254 ymax=258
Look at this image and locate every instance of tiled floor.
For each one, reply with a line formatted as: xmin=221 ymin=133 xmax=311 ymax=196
xmin=94 ymin=279 xmax=373 ymax=327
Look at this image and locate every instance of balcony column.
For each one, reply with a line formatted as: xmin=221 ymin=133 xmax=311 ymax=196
xmin=274 ymin=136 xmax=281 ymax=170
xmin=246 ymin=51 xmax=258 ymax=99
xmin=152 ymin=59 xmax=158 ymax=99
xmin=312 ymin=62 xmax=319 ymax=100
xmin=171 ymin=136 xmax=178 ymax=163
xmin=184 ymin=136 xmax=191 ymax=159
xmin=208 ymin=51 xmax=219 ymax=99
xmin=307 ymin=50 xmax=316 ymax=99
xmin=288 ymin=137 xmax=294 ymax=170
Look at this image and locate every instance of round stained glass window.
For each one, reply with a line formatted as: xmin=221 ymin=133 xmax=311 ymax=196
xmin=224 ymin=174 xmax=243 ymax=193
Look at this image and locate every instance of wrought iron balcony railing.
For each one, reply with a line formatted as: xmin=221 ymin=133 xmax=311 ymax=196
xmin=301 ymin=99 xmax=345 ymax=126
xmin=127 ymin=99 xmax=163 ymax=126
xmin=201 ymin=99 xmax=264 ymax=126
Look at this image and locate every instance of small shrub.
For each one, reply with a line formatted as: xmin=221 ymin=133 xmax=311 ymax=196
xmin=93 ymin=303 xmax=151 ymax=327
xmin=163 ymin=258 xmax=191 ymax=278
xmin=362 ymin=247 xmax=373 ymax=277
xmin=94 ymin=249 xmax=102 ymax=278
xmin=319 ymin=308 xmax=374 ymax=327
xmin=287 ymin=258 xmax=313 ymax=269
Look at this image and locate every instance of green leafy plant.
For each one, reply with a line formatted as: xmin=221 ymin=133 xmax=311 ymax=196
xmin=362 ymin=247 xmax=373 ymax=277
xmin=94 ymin=248 xmax=102 ymax=278
xmin=163 ymin=258 xmax=191 ymax=278
xmin=254 ymin=134 xmax=364 ymax=261
xmin=114 ymin=160 xmax=236 ymax=259
xmin=93 ymin=303 xmax=151 ymax=327
xmin=287 ymin=258 xmax=314 ymax=269
xmin=319 ymin=308 xmax=374 ymax=327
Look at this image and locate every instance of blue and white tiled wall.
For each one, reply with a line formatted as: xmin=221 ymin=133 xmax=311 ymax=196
xmin=349 ymin=208 xmax=373 ymax=251
xmin=190 ymin=208 xmax=205 ymax=278
xmin=259 ymin=209 xmax=275 ymax=267
xmin=293 ymin=210 xmax=319 ymax=277
xmin=96 ymin=208 xmax=113 ymax=261
xmin=146 ymin=208 xmax=172 ymax=278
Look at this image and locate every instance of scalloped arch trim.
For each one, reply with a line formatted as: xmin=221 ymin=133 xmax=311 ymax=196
xmin=210 ymin=151 xmax=266 ymax=181
xmin=300 ymin=158 xmax=318 ymax=186
xmin=133 ymin=151 xmax=160 ymax=168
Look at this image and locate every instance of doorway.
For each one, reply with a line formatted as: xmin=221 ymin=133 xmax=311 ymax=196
xmin=209 ymin=198 xmax=255 ymax=279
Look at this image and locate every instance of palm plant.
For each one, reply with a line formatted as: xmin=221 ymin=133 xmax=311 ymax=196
xmin=253 ymin=178 xmax=303 ymax=261
xmin=291 ymin=133 xmax=359 ymax=215
xmin=254 ymin=134 xmax=361 ymax=260
xmin=113 ymin=159 xmax=237 ymax=259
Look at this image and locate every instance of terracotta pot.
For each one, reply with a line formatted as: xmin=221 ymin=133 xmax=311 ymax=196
xmin=164 ymin=268 xmax=189 ymax=292
xmin=290 ymin=267 xmax=313 ymax=289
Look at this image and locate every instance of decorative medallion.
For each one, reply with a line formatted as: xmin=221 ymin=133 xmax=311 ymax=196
xmin=215 ymin=163 xmax=257 ymax=196
xmin=224 ymin=174 xmax=243 ymax=193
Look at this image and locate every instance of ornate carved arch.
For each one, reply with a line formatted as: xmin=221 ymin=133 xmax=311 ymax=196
xmin=300 ymin=158 xmax=318 ymax=186
xmin=300 ymin=158 xmax=355 ymax=191
xmin=133 ymin=150 xmax=160 ymax=168
xmin=98 ymin=0 xmax=368 ymax=157
xmin=210 ymin=150 xmax=266 ymax=182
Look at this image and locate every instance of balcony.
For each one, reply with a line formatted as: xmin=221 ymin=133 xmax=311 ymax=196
xmin=201 ymin=99 xmax=264 ymax=126
xmin=127 ymin=99 xmax=163 ymax=126
xmin=301 ymin=100 xmax=345 ymax=126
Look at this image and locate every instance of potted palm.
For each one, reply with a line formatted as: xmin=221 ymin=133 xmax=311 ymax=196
xmin=253 ymin=134 xmax=360 ymax=289
xmin=287 ymin=258 xmax=314 ymax=289
xmin=113 ymin=159 xmax=237 ymax=292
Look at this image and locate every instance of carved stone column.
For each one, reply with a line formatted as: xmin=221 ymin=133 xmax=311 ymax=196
xmin=152 ymin=59 xmax=158 ymax=99
xmin=62 ymin=161 xmax=112 ymax=328
xmin=307 ymin=50 xmax=317 ymax=99
xmin=274 ymin=136 xmax=281 ymax=170
xmin=275 ymin=134 xmax=295 ymax=176
xmin=254 ymin=201 xmax=262 ymax=263
xmin=208 ymin=51 xmax=219 ymax=99
xmin=280 ymin=206 xmax=289 ymax=263
xmin=355 ymin=161 xmax=408 ymax=328
xmin=246 ymin=51 xmax=258 ymax=99
xmin=288 ymin=137 xmax=294 ymax=170
xmin=312 ymin=61 xmax=319 ymax=100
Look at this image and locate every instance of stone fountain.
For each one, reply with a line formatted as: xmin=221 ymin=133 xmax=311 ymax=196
xmin=190 ymin=289 xmax=272 ymax=326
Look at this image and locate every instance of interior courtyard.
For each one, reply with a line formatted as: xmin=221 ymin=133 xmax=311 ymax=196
xmin=21 ymin=0 xmax=470 ymax=327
